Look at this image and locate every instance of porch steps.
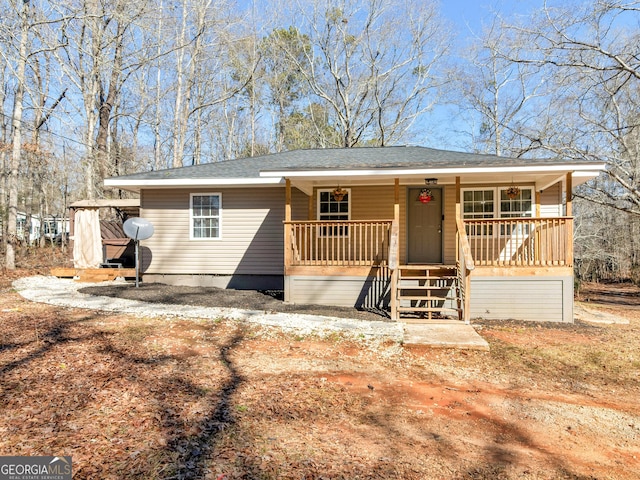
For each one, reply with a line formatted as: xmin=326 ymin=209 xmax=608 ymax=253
xmin=394 ymin=265 xmax=462 ymax=323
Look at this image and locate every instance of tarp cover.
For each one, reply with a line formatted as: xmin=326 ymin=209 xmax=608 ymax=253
xmin=73 ymin=208 xmax=103 ymax=268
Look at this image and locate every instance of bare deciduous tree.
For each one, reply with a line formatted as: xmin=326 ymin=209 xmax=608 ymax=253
xmin=503 ymin=1 xmax=640 ymax=215
xmin=272 ymin=0 xmax=451 ymax=147
xmin=472 ymin=1 xmax=640 ymax=281
xmin=4 ymin=0 xmax=31 ymax=269
xmin=449 ymin=18 xmax=548 ymax=157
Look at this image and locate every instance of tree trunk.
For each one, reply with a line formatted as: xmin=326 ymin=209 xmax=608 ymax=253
xmin=6 ymin=0 xmax=30 ymax=270
xmin=96 ymin=7 xmax=125 ymax=188
xmin=171 ymin=1 xmax=187 ymax=168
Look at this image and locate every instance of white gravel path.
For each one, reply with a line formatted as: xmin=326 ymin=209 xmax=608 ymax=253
xmin=12 ymin=276 xmax=404 ymax=342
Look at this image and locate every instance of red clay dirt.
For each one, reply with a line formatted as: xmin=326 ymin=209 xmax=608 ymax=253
xmin=1 ymin=271 xmax=639 ymax=479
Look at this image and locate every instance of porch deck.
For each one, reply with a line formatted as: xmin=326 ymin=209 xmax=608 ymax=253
xmin=285 ymin=216 xmax=573 ymax=323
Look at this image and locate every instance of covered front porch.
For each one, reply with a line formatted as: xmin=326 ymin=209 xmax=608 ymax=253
xmin=280 ymin=171 xmax=577 ymax=323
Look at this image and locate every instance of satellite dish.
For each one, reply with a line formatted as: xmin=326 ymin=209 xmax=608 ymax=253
xmin=124 ymin=217 xmax=154 ymax=241
xmin=123 ymin=217 xmax=154 ymax=288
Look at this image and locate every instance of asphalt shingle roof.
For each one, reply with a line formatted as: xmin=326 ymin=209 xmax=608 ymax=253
xmin=108 ymin=146 xmax=602 ymax=181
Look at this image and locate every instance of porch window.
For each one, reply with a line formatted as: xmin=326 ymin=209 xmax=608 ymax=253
xmin=463 ymin=189 xmax=494 ymax=236
xmin=462 ymin=187 xmax=533 ymax=235
xmin=190 ymin=193 xmax=221 ymax=240
xmin=499 ymin=187 xmax=533 ymax=235
xmin=317 ymin=188 xmax=350 ymax=236
xmin=499 ymin=187 xmax=533 ymax=217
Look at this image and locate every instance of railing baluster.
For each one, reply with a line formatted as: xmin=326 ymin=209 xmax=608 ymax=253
xmin=462 ymin=217 xmax=571 ymax=268
xmin=284 ymin=220 xmax=392 ymax=267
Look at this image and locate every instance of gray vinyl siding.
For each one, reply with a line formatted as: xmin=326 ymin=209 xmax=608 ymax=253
xmin=470 ymin=276 xmax=573 ymax=322
xmin=288 ymin=273 xmax=574 ymax=321
xmin=286 ymin=272 xmax=391 ymax=309
xmin=140 ymin=187 xmax=306 ymax=275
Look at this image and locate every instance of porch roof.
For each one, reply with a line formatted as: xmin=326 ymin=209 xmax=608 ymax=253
xmin=104 ymin=146 xmax=605 ymax=193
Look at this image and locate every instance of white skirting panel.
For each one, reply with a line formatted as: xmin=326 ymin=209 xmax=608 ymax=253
xmin=469 ymin=276 xmax=574 ymax=323
xmin=285 ymin=275 xmax=391 ymax=310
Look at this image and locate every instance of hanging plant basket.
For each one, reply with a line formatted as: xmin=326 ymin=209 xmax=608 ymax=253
xmin=418 ymin=189 xmax=433 ymax=203
xmin=506 ymin=185 xmax=521 ymax=199
xmin=332 ymin=186 xmax=347 ymax=202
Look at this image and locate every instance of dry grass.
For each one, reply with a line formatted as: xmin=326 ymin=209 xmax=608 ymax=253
xmin=473 ymin=316 xmax=640 ymax=393
xmin=1 ymin=250 xmax=639 ymax=479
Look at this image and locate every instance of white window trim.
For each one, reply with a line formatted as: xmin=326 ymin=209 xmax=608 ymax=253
xmin=190 ymin=192 xmax=222 ymax=240
xmin=461 ymin=186 xmax=534 ymax=219
xmin=462 ymin=186 xmax=534 ymax=237
xmin=497 ymin=186 xmax=534 ymax=218
xmin=317 ymin=188 xmax=351 ymax=237
xmin=461 ymin=187 xmax=496 ymax=220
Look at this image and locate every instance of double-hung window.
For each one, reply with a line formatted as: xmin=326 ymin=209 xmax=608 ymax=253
xmin=462 ymin=189 xmax=495 ymax=236
xmin=499 ymin=188 xmax=533 ymax=218
xmin=499 ymin=187 xmax=533 ymax=235
xmin=317 ymin=189 xmax=350 ymax=236
xmin=190 ymin=193 xmax=221 ymax=239
xmin=462 ymin=187 xmax=533 ymax=236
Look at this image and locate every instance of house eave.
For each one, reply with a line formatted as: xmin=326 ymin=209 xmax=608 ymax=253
xmin=103 ymin=162 xmax=605 ymax=194
xmin=259 ymin=164 xmax=606 ymax=178
xmin=104 ymin=177 xmax=286 ymax=193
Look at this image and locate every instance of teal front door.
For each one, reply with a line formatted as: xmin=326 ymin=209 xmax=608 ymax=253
xmin=407 ymin=187 xmax=443 ymax=264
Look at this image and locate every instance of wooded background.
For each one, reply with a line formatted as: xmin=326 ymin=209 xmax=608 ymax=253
xmin=1 ymin=0 xmax=639 ymax=282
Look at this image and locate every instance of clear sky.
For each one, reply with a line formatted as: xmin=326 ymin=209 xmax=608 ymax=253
xmin=440 ymin=0 xmax=542 ymax=35
xmin=424 ymin=0 xmax=545 ymax=150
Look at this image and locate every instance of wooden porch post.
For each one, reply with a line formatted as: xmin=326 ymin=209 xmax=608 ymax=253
xmin=284 ymin=178 xmax=292 ymax=270
xmin=390 ymin=178 xmax=400 ymax=321
xmin=455 ymin=175 xmax=471 ymax=323
xmin=565 ymin=172 xmax=573 ymax=217
xmin=455 ymin=176 xmax=461 ymax=219
xmin=535 ymin=190 xmax=542 ymax=262
xmin=394 ymin=178 xmax=400 ymax=224
xmin=566 ymin=172 xmax=574 ymax=267
xmin=307 ymin=189 xmax=314 ymax=220
xmin=285 ymin=178 xmax=292 ymax=222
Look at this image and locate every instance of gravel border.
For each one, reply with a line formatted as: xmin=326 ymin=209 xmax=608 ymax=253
xmin=12 ymin=276 xmax=405 ymax=342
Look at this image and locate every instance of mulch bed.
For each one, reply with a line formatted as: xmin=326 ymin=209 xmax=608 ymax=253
xmin=79 ymin=283 xmax=392 ymax=322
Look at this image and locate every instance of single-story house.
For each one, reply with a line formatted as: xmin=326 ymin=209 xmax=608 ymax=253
xmin=104 ymin=146 xmax=605 ymax=323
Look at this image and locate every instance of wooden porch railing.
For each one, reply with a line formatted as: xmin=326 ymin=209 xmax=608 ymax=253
xmin=389 ymin=220 xmax=400 ymax=321
xmin=456 ymin=217 xmax=474 ymax=324
xmin=463 ymin=217 xmax=573 ymax=267
xmin=285 ymin=220 xmax=393 ymax=267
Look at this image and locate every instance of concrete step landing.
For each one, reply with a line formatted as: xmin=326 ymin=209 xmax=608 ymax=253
xmin=403 ymin=323 xmax=489 ymax=350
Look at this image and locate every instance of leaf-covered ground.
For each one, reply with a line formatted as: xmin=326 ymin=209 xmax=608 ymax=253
xmin=1 ymin=265 xmax=639 ymax=479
